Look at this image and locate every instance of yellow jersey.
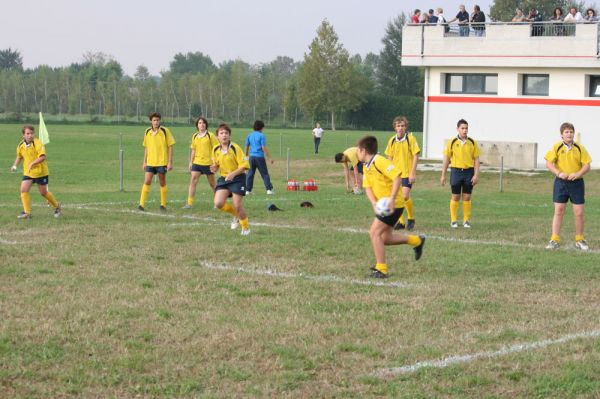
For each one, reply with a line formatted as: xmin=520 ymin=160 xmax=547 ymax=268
xmin=212 ymin=142 xmax=249 ymax=176
xmin=544 ymin=141 xmax=591 ymax=174
xmin=384 ymin=133 xmax=421 ymax=177
xmin=362 ymin=154 xmax=405 ymax=209
xmin=443 ymin=136 xmax=480 ymax=169
xmin=343 ymin=147 xmax=360 ymax=167
xmin=16 ymin=138 xmax=49 ymax=178
xmin=143 ymin=126 xmax=175 ymax=167
xmin=190 ymin=131 xmax=218 ymax=166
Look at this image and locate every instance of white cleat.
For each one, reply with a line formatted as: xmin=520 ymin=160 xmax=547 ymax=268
xmin=230 ymin=218 xmax=240 ymax=230
xmin=266 ymin=189 xmax=274 ymax=195
xmin=545 ymin=240 xmax=560 ymax=250
xmin=241 ymin=229 xmax=251 ymax=236
xmin=575 ymin=240 xmax=590 ymax=251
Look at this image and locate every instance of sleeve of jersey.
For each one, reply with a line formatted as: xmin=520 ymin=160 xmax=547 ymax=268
xmin=472 ymin=140 xmax=481 ymax=157
xmin=166 ymin=130 xmax=175 ymax=146
xmin=16 ymin=144 xmax=21 ymax=157
xmin=236 ymin=144 xmax=250 ymax=169
xmin=189 ymin=135 xmax=195 ymax=150
xmin=37 ymin=141 xmax=46 ymax=157
xmin=410 ymin=136 xmax=421 ymax=155
xmin=362 ymin=173 xmax=371 ymax=188
xmin=260 ymin=135 xmax=266 ymax=147
xmin=443 ymin=140 xmax=451 ymax=157
xmin=580 ymin=146 xmax=592 ymax=165
xmin=143 ymin=132 xmax=148 ymax=147
xmin=384 ymin=138 xmax=393 ymax=157
xmin=544 ymin=146 xmax=557 ymax=163
xmin=379 ymin=158 xmax=401 ymax=180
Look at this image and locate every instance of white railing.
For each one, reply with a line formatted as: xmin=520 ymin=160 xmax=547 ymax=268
xmin=408 ymin=21 xmax=598 ymax=38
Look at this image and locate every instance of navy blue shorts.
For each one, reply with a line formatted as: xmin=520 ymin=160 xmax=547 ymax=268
xmin=553 ymin=178 xmax=585 ymax=204
xmin=191 ymin=164 xmax=213 ymax=175
xmin=376 ymin=208 xmax=404 ymax=227
xmin=450 ymin=168 xmax=474 ymax=195
xmin=215 ymin=174 xmax=247 ymax=196
xmin=145 ymin=166 xmax=167 ymax=175
xmin=401 ymin=177 xmax=412 ymax=189
xmin=350 ymin=162 xmax=364 ymax=174
xmin=22 ymin=175 xmax=49 ymax=185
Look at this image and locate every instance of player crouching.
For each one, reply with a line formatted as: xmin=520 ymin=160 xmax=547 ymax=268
xmin=357 ymin=135 xmax=425 ymax=278
xmin=211 ymin=123 xmax=251 ymax=236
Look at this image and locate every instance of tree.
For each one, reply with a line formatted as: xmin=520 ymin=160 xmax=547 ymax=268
xmin=489 ymin=0 xmax=587 ymax=21
xmin=134 ymin=65 xmax=150 ymax=81
xmin=0 ymin=48 xmax=23 ymax=71
xmin=169 ymin=52 xmax=216 ymax=75
xmin=377 ymin=13 xmax=422 ymax=97
xmin=298 ymin=20 xmax=368 ymax=130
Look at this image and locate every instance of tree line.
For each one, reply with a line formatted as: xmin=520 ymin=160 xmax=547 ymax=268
xmin=0 ymin=16 xmax=423 ymax=131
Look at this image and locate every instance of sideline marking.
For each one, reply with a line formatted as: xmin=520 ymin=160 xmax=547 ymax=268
xmin=199 ymin=262 xmax=411 ymax=288
xmin=374 ymin=329 xmax=600 ymax=377
xmin=0 ymin=238 xmax=20 ymax=245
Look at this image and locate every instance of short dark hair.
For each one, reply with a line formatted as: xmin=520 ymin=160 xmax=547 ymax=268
xmin=414 ymin=9 xmax=421 ymax=15
xmin=474 ymin=5 xmax=480 ymax=12
xmin=457 ymin=119 xmax=468 ymax=128
xmin=148 ymin=112 xmax=161 ymax=120
xmin=195 ymin=116 xmax=208 ymax=129
xmin=217 ymin=123 xmax=231 ymax=135
xmin=334 ymin=153 xmax=344 ymax=163
xmin=22 ymin=124 xmax=34 ymax=134
xmin=357 ymin=136 xmax=378 ymax=155
xmin=560 ymin=122 xmax=575 ymax=133
xmin=253 ymin=120 xmax=265 ymax=131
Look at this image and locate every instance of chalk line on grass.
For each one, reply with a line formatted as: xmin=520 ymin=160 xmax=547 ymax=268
xmin=374 ymin=329 xmax=600 ymax=377
xmin=199 ymin=262 xmax=411 ymax=288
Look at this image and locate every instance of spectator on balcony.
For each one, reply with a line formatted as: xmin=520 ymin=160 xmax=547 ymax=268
xmin=564 ymin=7 xmax=583 ymax=22
xmin=448 ymin=5 xmax=470 ymax=36
xmin=550 ymin=7 xmax=565 ymax=36
xmin=584 ymin=8 xmax=598 ymax=22
xmin=428 ymin=9 xmax=438 ymax=23
xmin=420 ymin=10 xmax=430 ymax=23
xmin=528 ymin=7 xmax=543 ymax=36
xmin=436 ymin=8 xmax=450 ymax=33
xmin=470 ymin=5 xmax=486 ymax=36
xmin=512 ymin=8 xmax=528 ymax=22
xmin=411 ymin=9 xmax=421 ymax=24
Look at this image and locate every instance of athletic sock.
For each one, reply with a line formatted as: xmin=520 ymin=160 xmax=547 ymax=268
xmin=219 ymin=203 xmax=237 ymax=216
xmin=160 ymin=185 xmax=168 ymax=207
xmin=406 ymin=235 xmax=421 ymax=247
xmin=375 ymin=263 xmax=388 ymax=274
xmin=405 ymin=197 xmax=414 ymax=220
xmin=462 ymin=200 xmax=472 ymax=222
xmin=240 ymin=218 xmax=249 ymax=230
xmin=575 ymin=235 xmax=585 ymax=242
xmin=43 ymin=191 xmax=59 ymax=208
xmin=551 ymin=234 xmax=561 ymax=243
xmin=450 ymin=200 xmax=459 ymax=222
xmin=139 ymin=184 xmax=150 ymax=207
xmin=20 ymin=192 xmax=31 ymax=214
xmin=187 ymin=196 xmax=194 ymax=206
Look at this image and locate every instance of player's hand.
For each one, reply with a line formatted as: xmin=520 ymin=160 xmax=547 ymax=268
xmin=10 ymin=165 xmax=17 ymax=172
xmin=210 ymin=164 xmax=218 ymax=173
xmin=188 ymin=163 xmax=193 ymax=172
xmin=409 ymin=174 xmax=416 ymax=184
xmin=27 ymin=163 xmax=34 ymax=172
xmin=167 ymin=162 xmax=173 ymax=171
xmin=567 ymin=173 xmax=579 ymax=181
xmin=225 ymin=172 xmax=235 ymax=181
xmin=440 ymin=175 xmax=446 ymax=186
xmin=142 ymin=163 xmax=147 ymax=172
xmin=471 ymin=175 xmax=478 ymax=185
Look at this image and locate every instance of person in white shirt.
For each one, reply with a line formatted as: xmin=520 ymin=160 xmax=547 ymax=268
xmin=564 ymin=7 xmax=584 ymax=22
xmin=312 ymin=122 xmax=324 ymax=154
xmin=436 ymin=7 xmax=448 ymax=32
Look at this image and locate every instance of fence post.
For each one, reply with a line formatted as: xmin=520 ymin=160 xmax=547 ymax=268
xmin=286 ymin=148 xmax=290 ymax=181
xmin=499 ymin=155 xmax=504 ymax=193
xmin=279 ymin=132 xmax=283 ymax=157
xmin=119 ymin=133 xmax=124 ymax=192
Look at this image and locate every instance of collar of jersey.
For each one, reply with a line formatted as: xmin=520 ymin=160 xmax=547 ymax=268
xmin=456 ymin=135 xmax=468 ymax=144
xmin=562 ymin=141 xmax=574 ymax=151
xmin=365 ymin=154 xmax=377 ymax=169
xmin=395 ymin=134 xmax=408 ymax=143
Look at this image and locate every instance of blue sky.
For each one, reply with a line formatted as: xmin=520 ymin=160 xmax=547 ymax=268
xmin=1 ymin=0 xmax=493 ymax=75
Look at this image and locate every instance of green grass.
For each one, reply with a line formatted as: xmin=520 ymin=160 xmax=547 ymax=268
xmin=0 ymin=123 xmax=599 ymax=398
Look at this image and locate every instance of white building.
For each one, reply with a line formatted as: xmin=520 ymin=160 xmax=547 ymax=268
xmin=402 ymin=22 xmax=600 ymax=168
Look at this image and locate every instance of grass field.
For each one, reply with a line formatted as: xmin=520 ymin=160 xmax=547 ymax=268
xmin=1 ymin=123 xmax=599 ymax=398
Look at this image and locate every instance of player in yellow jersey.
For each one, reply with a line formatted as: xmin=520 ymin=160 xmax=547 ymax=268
xmin=183 ymin=117 xmax=218 ymax=209
xmin=334 ymin=146 xmax=363 ymax=194
xmin=544 ymin=122 xmax=592 ymax=251
xmin=138 ymin=112 xmax=175 ymax=212
xmin=211 ymin=123 xmax=251 ymax=236
xmin=10 ymin=125 xmax=61 ymax=219
xmin=384 ymin=116 xmax=420 ymax=230
xmin=440 ymin=119 xmax=480 ymax=228
xmin=357 ymin=135 xmax=426 ymax=279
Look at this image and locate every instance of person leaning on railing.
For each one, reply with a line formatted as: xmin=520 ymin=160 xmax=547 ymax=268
xmin=528 ymin=8 xmax=543 ymax=36
xmin=550 ymin=7 xmax=565 ymax=36
xmin=470 ymin=5 xmax=486 ymax=36
xmin=448 ymin=4 xmax=470 ymax=37
xmin=584 ymin=8 xmax=599 ymax=22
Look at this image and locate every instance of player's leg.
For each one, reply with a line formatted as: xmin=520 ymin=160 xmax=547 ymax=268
xmin=232 ymin=193 xmax=250 ymax=235
xmin=256 ymin=157 xmax=273 ymax=192
xmin=402 ymin=183 xmax=415 ymax=230
xmin=38 ymin=180 xmax=59 ymax=215
xmin=139 ymin=170 xmax=154 ymax=210
xmin=461 ymin=170 xmax=474 ymax=227
xmin=185 ymin=171 xmax=201 ymax=208
xmin=369 ymin=218 xmax=390 ymax=276
xmin=214 ymin=188 xmax=235 ymax=215
xmin=206 ymin=174 xmax=216 ymax=191
xmin=19 ymin=179 xmax=33 ymax=217
xmin=547 ymin=178 xmax=568 ymax=248
xmin=246 ymin=157 xmax=257 ymax=194
xmin=449 ymin=169 xmax=461 ymax=227
xmin=571 ymin=179 xmax=587 ymax=250
xmin=158 ymin=171 xmax=167 ymax=210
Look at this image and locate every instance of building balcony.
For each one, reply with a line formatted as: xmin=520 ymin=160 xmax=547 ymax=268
xmin=402 ymin=22 xmax=600 ymax=68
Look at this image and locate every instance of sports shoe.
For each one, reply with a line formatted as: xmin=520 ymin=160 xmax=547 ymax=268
xmin=230 ymin=217 xmax=240 ymax=230
xmin=160 ymin=205 xmax=167 ymax=212
xmin=240 ymin=229 xmax=251 ymax=236
xmin=414 ymin=234 xmax=426 ymax=261
xmin=245 ymin=190 xmax=252 ymax=195
xmin=406 ymin=219 xmax=416 ymax=231
xmin=545 ymin=240 xmax=560 ymax=250
xmin=17 ymin=212 xmax=30 ymax=219
xmin=53 ymin=204 xmax=61 ymax=218
xmin=394 ymin=222 xmax=406 ymax=231
xmin=450 ymin=221 xmax=458 ymax=228
xmin=137 ymin=205 xmax=145 ymax=212
xmin=369 ymin=269 xmax=388 ymax=279
xmin=575 ymin=240 xmax=590 ymax=251
xmin=182 ymin=204 xmax=192 ymax=209
xmin=463 ymin=221 xmax=471 ymax=228
xmin=266 ymin=189 xmax=274 ymax=195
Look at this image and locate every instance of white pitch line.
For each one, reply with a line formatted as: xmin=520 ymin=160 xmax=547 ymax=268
xmin=200 ymin=262 xmax=411 ymax=288
xmin=374 ymin=329 xmax=600 ymax=378
xmin=0 ymin=238 xmax=20 ymax=245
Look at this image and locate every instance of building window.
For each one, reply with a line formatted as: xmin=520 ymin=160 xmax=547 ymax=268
xmin=522 ymin=74 xmax=549 ymax=96
xmin=445 ymin=74 xmax=498 ymax=94
xmin=589 ymin=76 xmax=600 ymax=97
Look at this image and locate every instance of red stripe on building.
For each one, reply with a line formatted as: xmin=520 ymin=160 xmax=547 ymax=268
xmin=403 ymin=54 xmax=598 ymax=59
xmin=428 ymin=96 xmax=600 ymax=106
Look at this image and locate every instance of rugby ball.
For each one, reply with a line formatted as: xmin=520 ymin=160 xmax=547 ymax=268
xmin=375 ymin=197 xmax=393 ymax=217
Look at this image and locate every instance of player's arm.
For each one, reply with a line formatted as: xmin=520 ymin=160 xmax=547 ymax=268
xmin=342 ymin=162 xmax=351 ymax=191
xmin=142 ymin=148 xmax=148 ymax=171
xmin=389 ymin=175 xmax=402 ymax=207
xmin=471 ymin=156 xmax=480 ymax=185
xmin=167 ymin=145 xmax=174 ymax=171
xmin=440 ymin=155 xmax=450 ymax=185
xmin=365 ymin=187 xmax=377 ymax=213
xmin=10 ymin=155 xmax=22 ymax=172
xmin=245 ymin=145 xmax=250 ymax=156
xmin=569 ymin=163 xmax=591 ymax=180
xmin=225 ymin=165 xmax=246 ymax=181
xmin=352 ymin=164 xmax=360 ymax=189
xmin=545 ymin=160 xmax=563 ymax=178
xmin=28 ymin=154 xmax=46 ymax=172
xmin=409 ymin=153 xmax=419 ymax=184
xmin=262 ymin=146 xmax=274 ymax=164
xmin=189 ymin=149 xmax=195 ymax=171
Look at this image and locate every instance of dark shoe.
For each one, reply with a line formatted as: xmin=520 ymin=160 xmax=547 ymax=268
xmin=394 ymin=222 xmax=406 ymax=231
xmin=138 ymin=205 xmax=145 ymax=212
xmin=414 ymin=234 xmax=426 ymax=261
xmin=369 ymin=269 xmax=389 ymax=279
xmin=160 ymin=205 xmax=167 ymax=212
xmin=406 ymin=219 xmax=415 ymax=231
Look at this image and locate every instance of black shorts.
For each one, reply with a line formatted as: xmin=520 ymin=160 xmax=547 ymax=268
xmin=350 ymin=162 xmax=364 ymax=174
xmin=145 ymin=166 xmax=167 ymax=175
xmin=553 ymin=178 xmax=585 ymax=204
xmin=191 ymin=164 xmax=213 ymax=175
xmin=22 ymin=175 xmax=49 ymax=185
xmin=215 ymin=174 xmax=247 ymax=196
xmin=376 ymin=208 xmax=404 ymax=227
xmin=450 ymin=168 xmax=474 ymax=195
xmin=401 ymin=177 xmax=412 ymax=189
